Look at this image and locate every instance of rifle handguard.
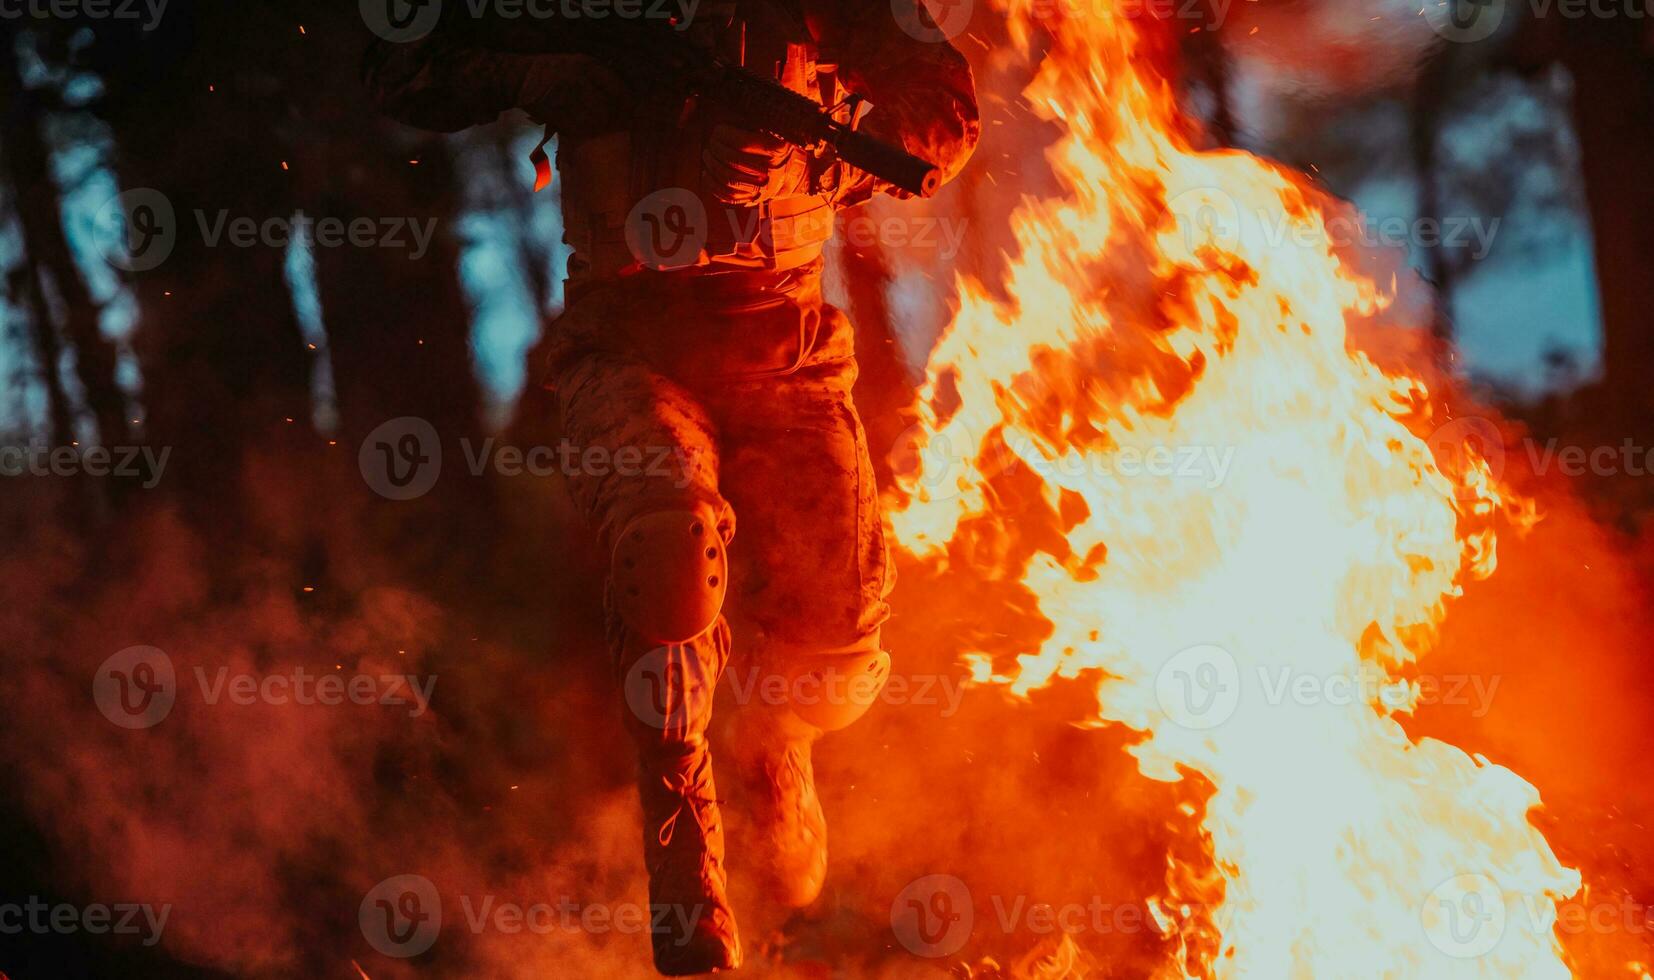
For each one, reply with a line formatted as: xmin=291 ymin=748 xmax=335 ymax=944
xmin=830 ymin=128 xmax=942 ymax=198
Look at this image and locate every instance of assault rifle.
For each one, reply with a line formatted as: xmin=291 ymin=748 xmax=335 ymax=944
xmin=464 ymin=15 xmax=944 ymax=198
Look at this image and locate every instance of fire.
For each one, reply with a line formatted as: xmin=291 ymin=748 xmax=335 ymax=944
xmin=889 ymin=4 xmax=1585 ymax=976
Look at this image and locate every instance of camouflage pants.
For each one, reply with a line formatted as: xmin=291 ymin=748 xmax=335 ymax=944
xmin=545 ymin=265 xmax=893 ymax=704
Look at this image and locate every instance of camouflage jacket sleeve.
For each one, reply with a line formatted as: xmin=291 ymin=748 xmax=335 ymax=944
xmin=362 ymin=27 xmax=544 ymax=132
xmin=808 ymin=0 xmax=981 ymax=202
xmin=363 ymin=14 xmax=621 ymax=135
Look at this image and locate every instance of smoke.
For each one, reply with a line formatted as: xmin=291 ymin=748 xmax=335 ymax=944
xmin=0 ymin=442 xmax=651 ymax=978
xmin=1220 ymin=0 xmax=1471 ymax=96
xmin=5 ymin=415 xmax=1648 ymax=978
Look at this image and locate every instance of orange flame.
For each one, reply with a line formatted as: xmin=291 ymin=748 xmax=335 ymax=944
xmin=890 ymin=4 xmax=1584 ymax=975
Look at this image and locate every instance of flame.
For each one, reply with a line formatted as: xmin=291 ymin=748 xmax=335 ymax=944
xmin=890 ymin=5 xmax=1583 ymax=976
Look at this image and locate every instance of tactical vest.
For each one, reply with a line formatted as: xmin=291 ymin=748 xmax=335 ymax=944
xmin=556 ymin=0 xmax=844 ymax=284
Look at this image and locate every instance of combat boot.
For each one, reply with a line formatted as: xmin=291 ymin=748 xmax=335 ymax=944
xmin=733 ymin=707 xmax=829 ymax=910
xmin=637 ymin=736 xmax=743 ymax=974
xmin=731 ymin=641 xmax=890 ymax=910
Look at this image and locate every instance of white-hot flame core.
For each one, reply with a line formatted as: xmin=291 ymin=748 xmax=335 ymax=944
xmin=890 ymin=5 xmax=1581 ymax=976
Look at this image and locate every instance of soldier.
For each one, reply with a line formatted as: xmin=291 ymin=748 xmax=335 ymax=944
xmin=365 ymin=2 xmax=977 ymax=973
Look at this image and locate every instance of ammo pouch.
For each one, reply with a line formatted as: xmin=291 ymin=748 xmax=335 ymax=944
xmin=558 ymin=131 xmax=835 ymax=282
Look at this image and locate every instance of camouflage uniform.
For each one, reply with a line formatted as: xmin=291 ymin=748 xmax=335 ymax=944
xmin=366 ymin=3 xmax=976 ymax=971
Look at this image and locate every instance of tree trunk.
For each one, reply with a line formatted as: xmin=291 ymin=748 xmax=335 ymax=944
xmin=1412 ymin=42 xmax=1458 ymax=341
xmin=1560 ymin=18 xmax=1654 ymax=419
xmin=0 ymin=38 xmax=128 ymax=451
xmin=284 ymin=0 xmax=497 ymax=582
xmin=88 ymin=1 xmax=315 ymax=518
xmin=9 ymin=264 xmax=76 ymax=449
xmin=1180 ymin=16 xmax=1237 ymax=148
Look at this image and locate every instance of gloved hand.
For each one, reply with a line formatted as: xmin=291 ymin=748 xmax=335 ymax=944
xmin=701 ymin=124 xmax=811 ymax=206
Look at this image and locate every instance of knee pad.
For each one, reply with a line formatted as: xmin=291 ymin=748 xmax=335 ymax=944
xmin=780 ymin=641 xmax=892 ymax=732
xmin=612 ymin=508 xmax=729 ymax=645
